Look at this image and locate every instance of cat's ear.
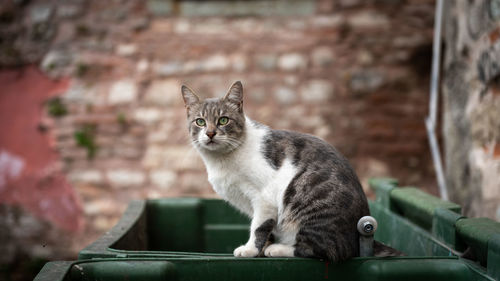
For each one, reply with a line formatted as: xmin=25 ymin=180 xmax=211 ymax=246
xmin=223 ymin=81 xmax=243 ymax=112
xmin=181 ymin=85 xmax=200 ymax=109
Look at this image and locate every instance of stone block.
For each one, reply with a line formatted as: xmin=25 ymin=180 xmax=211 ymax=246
xmin=131 ymin=17 xmax=150 ymax=31
xmin=136 ymin=59 xmax=150 ymax=73
xmin=150 ymin=169 xmax=177 ymax=189
xmin=153 ymin=61 xmax=184 ymax=76
xmin=230 ymin=53 xmax=247 ymax=72
xmin=179 ymin=172 xmax=211 ymax=194
xmin=144 ymin=79 xmax=182 ymax=106
xmin=68 ymin=170 xmax=103 ymax=185
xmin=143 ymin=145 xmax=202 ymax=170
xmin=147 ymin=0 xmax=173 ymax=16
xmin=190 ymin=19 xmax=226 ymax=34
xmin=311 ymin=47 xmax=334 ymax=67
xmin=300 ymin=80 xmax=334 ymax=103
xmin=80 ymin=83 xmax=109 ymax=105
xmin=357 ymin=50 xmax=374 ymax=66
xmin=347 ymin=11 xmax=390 ymax=28
xmin=202 ymin=54 xmax=230 ymax=72
xmin=83 ymin=198 xmax=117 ymax=216
xmin=163 ymin=146 xmax=203 ymax=170
xmin=113 ymin=146 xmax=143 ymax=159
xmin=284 ymin=75 xmax=299 ymax=86
xmin=30 ymin=4 xmax=53 ymax=24
xmin=142 ymin=145 xmax=165 ymax=168
xmin=350 ymin=70 xmax=385 ymax=95
xmin=116 ymin=44 xmax=137 ymax=56
xmin=310 ymin=15 xmax=344 ymax=28
xmin=133 ymin=107 xmax=164 ymax=124
xmin=93 ymin=216 xmax=119 ymax=232
xmin=278 ymin=53 xmax=307 ymax=71
xmin=40 ymin=50 xmax=73 ymax=78
xmin=107 ymin=169 xmax=146 ymax=187
xmin=108 ymin=79 xmax=138 ymax=105
xmin=248 ymin=87 xmax=268 ymax=104
xmin=173 ymin=19 xmax=191 ymax=33
xmin=56 ymin=4 xmax=84 ymax=19
xmin=179 ymin=0 xmax=315 ymax=17
xmin=255 ymin=54 xmax=277 ymax=71
xmin=147 ymin=122 xmax=174 ymax=144
xmin=274 ymin=87 xmax=297 ymax=105
xmin=63 ymin=83 xmax=87 ymax=101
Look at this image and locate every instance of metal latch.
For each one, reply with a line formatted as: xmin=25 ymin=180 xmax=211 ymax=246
xmin=357 ymin=216 xmax=378 ymax=257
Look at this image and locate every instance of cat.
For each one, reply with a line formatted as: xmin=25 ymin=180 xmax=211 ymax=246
xmin=181 ymin=81 xmax=370 ymax=262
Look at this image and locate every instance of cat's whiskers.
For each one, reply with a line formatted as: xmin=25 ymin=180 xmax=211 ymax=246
xmin=221 ymin=136 xmax=243 ymax=151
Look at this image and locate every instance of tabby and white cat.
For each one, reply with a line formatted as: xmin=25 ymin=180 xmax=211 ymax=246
xmin=181 ymin=81 xmax=370 ymax=262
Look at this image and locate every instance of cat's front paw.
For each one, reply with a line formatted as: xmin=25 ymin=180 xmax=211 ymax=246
xmin=264 ymin=244 xmax=295 ymax=257
xmin=233 ymin=244 xmax=259 ymax=257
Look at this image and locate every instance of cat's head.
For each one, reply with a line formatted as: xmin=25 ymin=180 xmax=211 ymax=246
xmin=181 ymin=81 xmax=246 ymax=153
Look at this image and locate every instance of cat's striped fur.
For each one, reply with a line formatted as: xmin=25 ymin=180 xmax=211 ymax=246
xmin=181 ymin=81 xmax=370 ymax=261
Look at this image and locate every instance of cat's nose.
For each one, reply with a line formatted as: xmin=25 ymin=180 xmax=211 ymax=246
xmin=206 ymin=131 xmax=216 ymax=139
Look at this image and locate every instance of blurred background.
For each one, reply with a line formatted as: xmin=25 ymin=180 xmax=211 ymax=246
xmin=0 ymin=0 xmax=499 ymax=280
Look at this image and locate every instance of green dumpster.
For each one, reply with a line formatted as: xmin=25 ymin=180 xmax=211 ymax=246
xmin=34 ymin=257 xmax=495 ymax=281
xmin=33 ymin=178 xmax=500 ymax=281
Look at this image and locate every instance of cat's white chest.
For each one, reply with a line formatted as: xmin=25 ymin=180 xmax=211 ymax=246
xmin=200 ymin=122 xmax=275 ymax=215
xmin=205 ymin=148 xmax=271 ymax=201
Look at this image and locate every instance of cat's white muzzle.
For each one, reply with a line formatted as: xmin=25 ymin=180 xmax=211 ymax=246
xmin=198 ymin=134 xmax=223 ymax=151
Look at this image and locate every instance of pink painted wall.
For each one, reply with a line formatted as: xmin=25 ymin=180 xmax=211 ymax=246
xmin=0 ymin=66 xmax=83 ymax=232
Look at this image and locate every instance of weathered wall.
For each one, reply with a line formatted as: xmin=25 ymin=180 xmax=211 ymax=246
xmin=443 ymin=1 xmax=500 ymax=220
xmin=0 ymin=0 xmax=438 ymax=277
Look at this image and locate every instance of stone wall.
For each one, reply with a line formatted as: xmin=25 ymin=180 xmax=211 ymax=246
xmin=443 ymin=1 xmax=500 ymax=220
xmin=0 ymin=0 xmax=438 ymax=275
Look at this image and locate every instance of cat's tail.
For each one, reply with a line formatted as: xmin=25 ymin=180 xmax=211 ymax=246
xmin=373 ymin=240 xmax=405 ymax=257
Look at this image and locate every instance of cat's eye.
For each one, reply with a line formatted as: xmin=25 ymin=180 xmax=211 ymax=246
xmin=218 ymin=117 xmax=229 ymax=126
xmin=195 ymin=118 xmax=206 ymax=127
